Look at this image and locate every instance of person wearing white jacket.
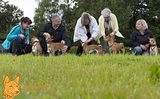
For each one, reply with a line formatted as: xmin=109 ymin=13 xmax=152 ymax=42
xmin=73 ymin=12 xmax=99 ymax=56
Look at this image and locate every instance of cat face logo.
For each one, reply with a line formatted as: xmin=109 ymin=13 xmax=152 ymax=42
xmin=3 ymin=75 xmax=20 ymax=99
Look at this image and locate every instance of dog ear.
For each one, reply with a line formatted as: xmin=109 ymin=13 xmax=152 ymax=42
xmin=153 ymin=37 xmax=156 ymax=40
xmin=61 ymin=40 xmax=65 ymax=44
xmin=4 ymin=75 xmax=10 ymax=84
xmin=14 ymin=75 xmax=20 ymax=84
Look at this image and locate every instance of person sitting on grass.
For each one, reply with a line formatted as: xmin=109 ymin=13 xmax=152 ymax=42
xmin=131 ymin=19 xmax=154 ymax=55
xmin=2 ymin=17 xmax=32 ymax=55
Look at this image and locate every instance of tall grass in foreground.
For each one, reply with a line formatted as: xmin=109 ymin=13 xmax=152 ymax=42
xmin=0 ymin=54 xmax=160 ymax=99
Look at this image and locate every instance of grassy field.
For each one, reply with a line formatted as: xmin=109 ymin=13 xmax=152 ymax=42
xmin=0 ymin=54 xmax=160 ymax=99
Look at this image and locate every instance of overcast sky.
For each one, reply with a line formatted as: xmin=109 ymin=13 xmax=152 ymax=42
xmin=4 ymin=0 xmax=38 ymax=22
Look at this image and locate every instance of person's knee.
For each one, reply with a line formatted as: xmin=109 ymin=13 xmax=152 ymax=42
xmin=133 ymin=46 xmax=142 ymax=55
xmin=24 ymin=44 xmax=32 ymax=53
xmin=12 ymin=36 xmax=23 ymax=44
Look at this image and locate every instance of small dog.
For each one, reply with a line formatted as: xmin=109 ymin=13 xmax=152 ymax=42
xmin=45 ymin=34 xmax=53 ymax=43
xmin=83 ymin=43 xmax=103 ymax=55
xmin=149 ymin=38 xmax=158 ymax=56
xmin=3 ymin=75 xmax=20 ymax=99
xmin=31 ymin=37 xmax=42 ymax=56
xmin=105 ymin=35 xmax=125 ymax=54
xmin=47 ymin=42 xmax=67 ymax=56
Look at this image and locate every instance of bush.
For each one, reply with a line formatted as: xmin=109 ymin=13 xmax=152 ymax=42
xmin=150 ymin=65 xmax=160 ymax=83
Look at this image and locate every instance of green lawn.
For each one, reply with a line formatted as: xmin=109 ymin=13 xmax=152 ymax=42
xmin=0 ymin=54 xmax=160 ymax=99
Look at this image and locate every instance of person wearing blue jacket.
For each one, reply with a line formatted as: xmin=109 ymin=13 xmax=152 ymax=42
xmin=2 ymin=17 xmax=32 ymax=55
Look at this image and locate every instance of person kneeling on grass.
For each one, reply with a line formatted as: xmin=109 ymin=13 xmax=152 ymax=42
xmin=73 ymin=12 xmax=99 ymax=56
xmin=2 ymin=17 xmax=32 ymax=55
xmin=37 ymin=14 xmax=71 ymax=56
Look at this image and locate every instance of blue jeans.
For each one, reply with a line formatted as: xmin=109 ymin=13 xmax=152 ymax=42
xmin=133 ymin=46 xmax=149 ymax=55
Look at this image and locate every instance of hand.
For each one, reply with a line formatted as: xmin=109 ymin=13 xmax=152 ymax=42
xmin=62 ymin=45 xmax=68 ymax=52
xmin=19 ymin=34 xmax=25 ymax=39
xmin=110 ymin=31 xmax=116 ymax=36
xmin=81 ymin=42 xmax=86 ymax=47
xmin=43 ymin=32 xmax=50 ymax=38
xmin=144 ymin=44 xmax=149 ymax=49
xmin=25 ymin=40 xmax=30 ymax=44
xmin=103 ymin=35 xmax=107 ymax=41
xmin=85 ymin=37 xmax=93 ymax=44
xmin=140 ymin=44 xmax=147 ymax=50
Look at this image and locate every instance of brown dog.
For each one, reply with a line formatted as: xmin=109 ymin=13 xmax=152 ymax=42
xmin=45 ymin=34 xmax=67 ymax=56
xmin=83 ymin=44 xmax=103 ymax=55
xmin=47 ymin=42 xmax=67 ymax=56
xmin=31 ymin=37 xmax=42 ymax=56
xmin=105 ymin=35 xmax=125 ymax=54
xmin=45 ymin=34 xmax=53 ymax=43
xmin=149 ymin=38 xmax=158 ymax=56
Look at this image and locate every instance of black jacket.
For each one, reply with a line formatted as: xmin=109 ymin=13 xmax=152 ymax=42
xmin=38 ymin=22 xmax=71 ymax=46
xmin=131 ymin=29 xmax=154 ymax=48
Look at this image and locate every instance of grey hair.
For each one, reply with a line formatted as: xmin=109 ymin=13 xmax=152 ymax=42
xmin=101 ymin=8 xmax=111 ymax=17
xmin=51 ymin=13 xmax=62 ymax=20
xmin=137 ymin=19 xmax=148 ymax=30
xmin=81 ymin=12 xmax=91 ymax=26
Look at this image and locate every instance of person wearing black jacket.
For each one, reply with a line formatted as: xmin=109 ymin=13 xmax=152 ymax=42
xmin=131 ymin=19 xmax=154 ymax=55
xmin=37 ymin=14 xmax=71 ymax=56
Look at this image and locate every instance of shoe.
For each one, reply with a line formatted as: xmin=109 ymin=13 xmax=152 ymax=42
xmin=76 ymin=53 xmax=82 ymax=56
xmin=44 ymin=52 xmax=49 ymax=56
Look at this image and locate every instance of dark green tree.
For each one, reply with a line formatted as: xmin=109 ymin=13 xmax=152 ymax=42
xmin=34 ymin=0 xmax=160 ymax=46
xmin=34 ymin=0 xmax=60 ymax=34
xmin=0 ymin=0 xmax=23 ymax=39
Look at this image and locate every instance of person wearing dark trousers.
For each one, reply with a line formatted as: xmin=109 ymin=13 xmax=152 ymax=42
xmin=10 ymin=36 xmax=32 ymax=55
xmin=2 ymin=17 xmax=32 ymax=55
xmin=76 ymin=33 xmax=93 ymax=56
xmin=37 ymin=14 xmax=71 ymax=56
xmin=73 ymin=12 xmax=99 ymax=56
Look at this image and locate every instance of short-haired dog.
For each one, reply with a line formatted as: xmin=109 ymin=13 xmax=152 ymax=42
xmin=31 ymin=37 xmax=42 ymax=56
xmin=47 ymin=42 xmax=67 ymax=56
xmin=149 ymin=38 xmax=158 ymax=56
xmin=83 ymin=43 xmax=103 ymax=55
xmin=105 ymin=35 xmax=125 ymax=54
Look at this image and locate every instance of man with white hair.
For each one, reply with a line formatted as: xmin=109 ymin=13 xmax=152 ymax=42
xmin=37 ymin=14 xmax=71 ymax=56
xmin=98 ymin=8 xmax=124 ymax=53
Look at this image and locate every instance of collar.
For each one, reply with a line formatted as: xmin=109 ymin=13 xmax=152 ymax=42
xmin=150 ymin=44 xmax=157 ymax=47
xmin=32 ymin=40 xmax=39 ymax=44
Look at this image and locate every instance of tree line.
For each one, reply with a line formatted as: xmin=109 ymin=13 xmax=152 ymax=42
xmin=0 ymin=0 xmax=23 ymax=40
xmin=0 ymin=0 xmax=160 ymax=46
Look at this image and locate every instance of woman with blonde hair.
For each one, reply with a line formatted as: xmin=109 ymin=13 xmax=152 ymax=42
xmin=131 ymin=19 xmax=154 ymax=55
xmin=73 ymin=12 xmax=99 ymax=56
